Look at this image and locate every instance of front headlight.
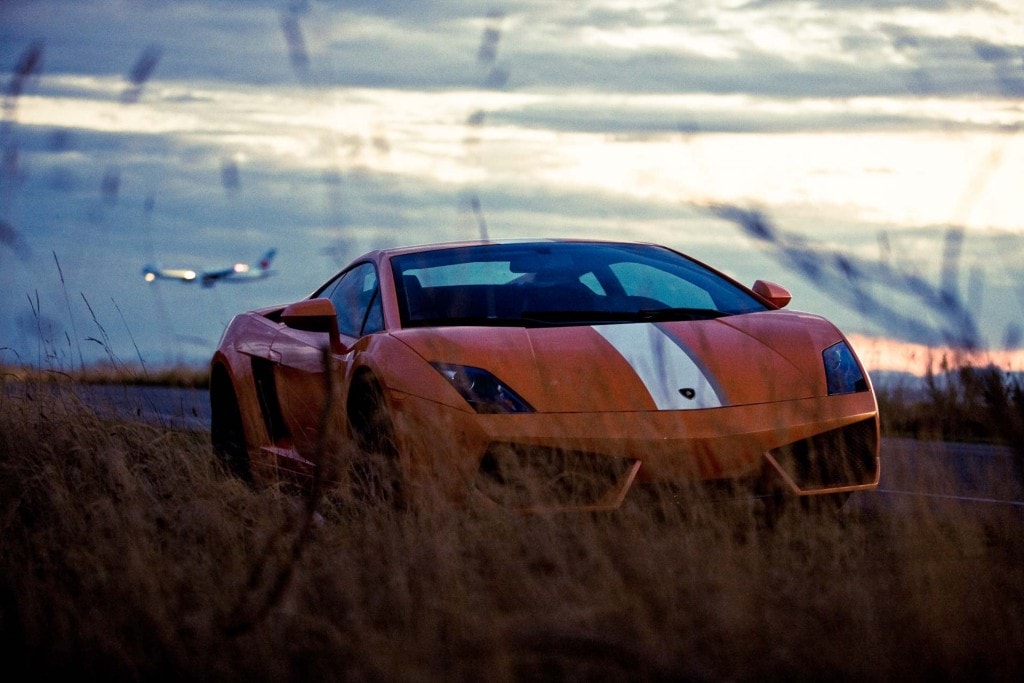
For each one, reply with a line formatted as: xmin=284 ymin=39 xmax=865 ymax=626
xmin=431 ymin=362 xmax=535 ymax=414
xmin=823 ymin=341 xmax=868 ymax=395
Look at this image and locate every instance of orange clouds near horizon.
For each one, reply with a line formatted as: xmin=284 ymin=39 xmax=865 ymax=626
xmin=847 ymin=334 xmax=1024 ymax=378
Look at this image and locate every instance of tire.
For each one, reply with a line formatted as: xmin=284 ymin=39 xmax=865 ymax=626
xmin=347 ymin=373 xmax=404 ymax=507
xmin=210 ymin=369 xmax=252 ymax=482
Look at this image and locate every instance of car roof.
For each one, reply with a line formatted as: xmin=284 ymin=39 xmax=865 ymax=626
xmin=363 ymin=237 xmax=662 ymax=261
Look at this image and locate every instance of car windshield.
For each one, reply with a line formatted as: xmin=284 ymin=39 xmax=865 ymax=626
xmin=390 ymin=242 xmax=769 ymax=329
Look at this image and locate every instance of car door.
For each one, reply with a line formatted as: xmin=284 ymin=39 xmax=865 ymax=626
xmin=270 ymin=262 xmax=384 ymax=458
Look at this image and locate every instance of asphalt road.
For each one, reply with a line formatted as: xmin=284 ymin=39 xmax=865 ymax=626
xmin=52 ymin=383 xmax=211 ymax=432
xmin=53 ymin=384 xmax=1024 ymax=510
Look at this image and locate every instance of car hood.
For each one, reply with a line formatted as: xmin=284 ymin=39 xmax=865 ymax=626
xmin=392 ymin=311 xmax=846 ymax=412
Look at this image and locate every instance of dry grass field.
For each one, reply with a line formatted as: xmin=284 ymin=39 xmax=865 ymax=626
xmin=1 ymin=374 xmax=1023 ymax=682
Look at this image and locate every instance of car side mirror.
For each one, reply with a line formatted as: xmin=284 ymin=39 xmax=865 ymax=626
xmin=280 ymin=298 xmax=342 ymax=351
xmin=752 ymin=280 xmax=792 ymax=309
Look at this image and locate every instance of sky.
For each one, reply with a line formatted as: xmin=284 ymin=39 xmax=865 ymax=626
xmin=1 ymin=0 xmax=1023 ymax=375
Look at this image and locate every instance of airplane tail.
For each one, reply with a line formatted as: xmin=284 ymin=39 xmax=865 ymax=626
xmin=258 ymin=248 xmax=277 ymax=271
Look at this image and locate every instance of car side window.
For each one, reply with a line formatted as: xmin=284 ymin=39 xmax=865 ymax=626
xmin=327 ymin=262 xmax=383 ymax=338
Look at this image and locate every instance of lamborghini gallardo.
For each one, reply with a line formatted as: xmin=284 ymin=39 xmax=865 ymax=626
xmin=210 ymin=239 xmax=879 ymax=511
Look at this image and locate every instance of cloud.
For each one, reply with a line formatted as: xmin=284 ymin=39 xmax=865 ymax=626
xmin=1 ymin=0 xmax=1023 ymax=366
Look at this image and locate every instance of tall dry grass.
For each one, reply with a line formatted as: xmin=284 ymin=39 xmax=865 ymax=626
xmin=2 ymin=378 xmax=1023 ymax=681
xmin=0 ymin=362 xmax=209 ymax=389
xmin=877 ymin=363 xmax=1024 ymax=452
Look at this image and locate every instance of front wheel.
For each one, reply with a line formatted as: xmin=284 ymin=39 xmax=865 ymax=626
xmin=347 ymin=373 xmax=404 ymax=507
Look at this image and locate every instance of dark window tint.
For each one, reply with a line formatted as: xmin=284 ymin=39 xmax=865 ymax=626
xmin=325 ymin=262 xmax=383 ymax=338
xmin=390 ymin=242 xmax=768 ymax=328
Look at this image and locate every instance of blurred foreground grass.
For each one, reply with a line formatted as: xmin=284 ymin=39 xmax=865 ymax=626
xmin=1 ymin=376 xmax=1023 ymax=681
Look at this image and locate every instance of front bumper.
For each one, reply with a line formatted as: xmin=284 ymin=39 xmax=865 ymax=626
xmin=388 ymin=389 xmax=879 ymax=510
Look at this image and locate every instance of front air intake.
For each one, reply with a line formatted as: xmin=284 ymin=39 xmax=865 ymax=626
xmin=766 ymin=418 xmax=878 ymax=491
xmin=474 ymin=443 xmax=638 ymax=509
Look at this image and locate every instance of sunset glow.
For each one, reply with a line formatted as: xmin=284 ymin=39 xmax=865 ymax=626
xmin=2 ymin=1 xmax=1022 ymax=366
xmin=848 ymin=334 xmax=1024 ymax=377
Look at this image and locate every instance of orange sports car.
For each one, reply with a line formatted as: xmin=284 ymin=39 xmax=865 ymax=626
xmin=210 ymin=239 xmax=879 ymax=511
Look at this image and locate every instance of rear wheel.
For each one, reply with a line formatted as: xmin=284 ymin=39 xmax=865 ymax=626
xmin=210 ymin=368 xmax=252 ymax=482
xmin=347 ymin=372 xmax=404 ymax=507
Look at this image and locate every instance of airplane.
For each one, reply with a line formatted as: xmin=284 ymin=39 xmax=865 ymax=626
xmin=142 ymin=248 xmax=277 ymax=288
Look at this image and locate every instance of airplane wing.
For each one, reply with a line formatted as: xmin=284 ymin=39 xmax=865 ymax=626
xmin=199 ymin=266 xmax=240 ymax=288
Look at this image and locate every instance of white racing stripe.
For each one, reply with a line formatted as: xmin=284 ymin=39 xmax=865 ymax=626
xmin=593 ymin=323 xmax=725 ymax=410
